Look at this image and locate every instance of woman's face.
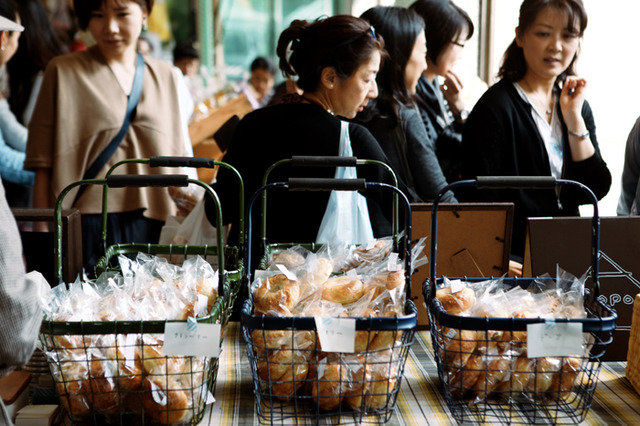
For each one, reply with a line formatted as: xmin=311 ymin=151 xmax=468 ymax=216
xmin=431 ymin=28 xmax=468 ymax=77
xmin=516 ymin=6 xmax=581 ymax=82
xmin=404 ymin=31 xmax=427 ymax=95
xmin=88 ymin=0 xmax=146 ymax=61
xmin=0 ymin=16 xmax=21 ymax=67
xmin=332 ymin=50 xmax=381 ymax=119
xmin=249 ymin=69 xmax=275 ymax=99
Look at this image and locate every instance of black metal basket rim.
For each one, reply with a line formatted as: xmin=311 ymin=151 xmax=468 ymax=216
xmin=429 ymin=297 xmax=616 ymax=332
xmin=241 ymin=299 xmax=418 ymax=331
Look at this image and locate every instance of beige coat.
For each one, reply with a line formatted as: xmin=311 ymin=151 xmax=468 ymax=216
xmin=25 ymin=46 xmax=188 ymax=221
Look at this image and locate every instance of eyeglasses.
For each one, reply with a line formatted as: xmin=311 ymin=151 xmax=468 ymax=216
xmin=451 ymin=40 xmax=465 ymax=48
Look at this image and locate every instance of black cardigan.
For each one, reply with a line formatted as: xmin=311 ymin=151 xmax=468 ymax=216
xmin=205 ymin=102 xmax=397 ymax=249
xmin=459 ymin=78 xmax=611 ymax=258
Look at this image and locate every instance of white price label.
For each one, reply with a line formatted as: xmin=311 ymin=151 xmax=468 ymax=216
xmin=527 ymin=321 xmax=583 ymax=358
xmin=450 ymin=279 xmax=465 ymax=294
xmin=314 ymin=317 xmax=356 ymax=353
xmin=164 ymin=321 xmax=221 ymax=357
xmin=276 ymin=264 xmax=298 ymax=281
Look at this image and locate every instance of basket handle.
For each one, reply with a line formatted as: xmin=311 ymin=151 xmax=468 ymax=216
xmin=290 ymin=155 xmax=358 ymax=167
xmin=260 ymin=157 xmax=399 ymax=245
xmin=148 ymin=156 xmax=218 ymax=168
xmin=106 ymin=174 xmax=189 ymax=187
xmin=287 ymin=177 xmax=366 ymax=191
xmin=53 ymin=175 xmax=227 ymax=296
xmin=428 ymin=177 xmax=601 ymax=300
xmin=103 ymin=157 xmax=245 ymax=249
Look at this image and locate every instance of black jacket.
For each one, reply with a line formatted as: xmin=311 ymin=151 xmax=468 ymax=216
xmin=460 ymin=79 xmax=611 ymax=258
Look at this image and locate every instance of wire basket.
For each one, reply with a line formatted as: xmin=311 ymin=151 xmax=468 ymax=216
xmin=241 ymin=168 xmax=417 ymax=425
xmin=423 ymin=177 xmax=617 ymax=424
xmin=41 ymin=171 xmax=242 ymax=425
xmin=40 ymin=304 xmax=223 ymax=425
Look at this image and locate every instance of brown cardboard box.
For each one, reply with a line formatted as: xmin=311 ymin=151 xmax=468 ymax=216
xmin=410 ymin=203 xmax=513 ymax=326
xmin=526 ymin=216 xmax=640 ymax=361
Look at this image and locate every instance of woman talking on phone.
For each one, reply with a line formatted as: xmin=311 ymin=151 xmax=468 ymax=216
xmin=459 ymin=0 xmax=611 ymax=273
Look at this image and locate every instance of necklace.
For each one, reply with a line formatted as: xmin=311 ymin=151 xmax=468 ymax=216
xmin=520 ymin=79 xmax=553 ymax=116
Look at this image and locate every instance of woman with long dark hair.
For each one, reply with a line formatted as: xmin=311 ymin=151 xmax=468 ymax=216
xmin=356 ymin=6 xmax=456 ymax=203
xmin=7 ymin=0 xmax=66 ymax=125
xmin=460 ymin=0 xmax=611 ymax=269
xmin=410 ymin=0 xmax=474 ymax=183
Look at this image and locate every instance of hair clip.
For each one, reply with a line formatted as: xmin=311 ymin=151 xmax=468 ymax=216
xmin=370 ymin=26 xmax=376 ymax=40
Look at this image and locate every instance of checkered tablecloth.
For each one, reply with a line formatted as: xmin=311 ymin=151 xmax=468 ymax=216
xmin=200 ymin=322 xmax=640 ymax=425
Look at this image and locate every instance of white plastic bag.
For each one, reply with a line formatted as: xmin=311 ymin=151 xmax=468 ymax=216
xmin=171 ymin=198 xmax=221 ymax=247
xmin=316 ymin=120 xmax=374 ymax=245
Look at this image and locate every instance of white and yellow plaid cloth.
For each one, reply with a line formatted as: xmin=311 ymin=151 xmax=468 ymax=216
xmin=202 ymin=323 xmax=640 ymax=425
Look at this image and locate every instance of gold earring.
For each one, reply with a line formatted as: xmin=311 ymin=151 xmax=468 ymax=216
xmin=142 ymin=20 xmax=148 ymax=32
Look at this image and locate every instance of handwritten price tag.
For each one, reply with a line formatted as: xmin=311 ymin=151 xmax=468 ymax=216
xmin=527 ymin=321 xmax=582 ymax=358
xmin=314 ymin=317 xmax=356 ymax=353
xmin=164 ymin=322 xmax=221 ymax=357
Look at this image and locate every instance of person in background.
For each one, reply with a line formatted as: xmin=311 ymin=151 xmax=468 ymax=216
xmin=136 ymin=32 xmax=154 ymax=58
xmin=206 ymin=15 xmax=397 ymax=318
xmin=617 ymin=116 xmax=640 ymax=215
xmin=459 ymin=0 xmax=611 ymax=274
xmin=410 ymin=0 xmax=475 ymax=183
xmin=0 ymin=0 xmax=34 ymax=208
xmin=0 ymin=11 xmax=49 ymax=426
xmin=242 ymin=56 xmax=276 ymax=109
xmin=356 ymin=6 xmax=456 ymax=203
xmin=25 ymin=0 xmax=192 ymax=275
xmin=8 ymin=0 xmax=66 ymax=126
xmin=173 ymin=40 xmax=199 ymax=77
xmin=266 ymin=77 xmax=302 ymax=107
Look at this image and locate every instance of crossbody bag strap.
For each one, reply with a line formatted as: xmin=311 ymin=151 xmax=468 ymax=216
xmin=73 ymin=53 xmax=145 ymax=206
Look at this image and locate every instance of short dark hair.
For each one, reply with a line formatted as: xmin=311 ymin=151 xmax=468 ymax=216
xmin=250 ymin=56 xmax=275 ymax=75
xmin=73 ymin=0 xmax=153 ymax=31
xmin=359 ymin=6 xmax=425 ymax=124
xmin=499 ymin=0 xmax=587 ymax=84
xmin=276 ymin=14 xmax=386 ymax=93
xmin=173 ymin=41 xmax=199 ymax=62
xmin=410 ymin=0 xmax=474 ymax=66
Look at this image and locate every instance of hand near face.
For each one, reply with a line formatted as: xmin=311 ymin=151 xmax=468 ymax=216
xmin=441 ymin=70 xmax=465 ymax=115
xmin=559 ymin=76 xmax=587 ymax=128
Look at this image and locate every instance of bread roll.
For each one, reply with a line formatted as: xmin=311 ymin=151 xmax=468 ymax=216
xmin=254 ymin=274 xmax=300 ymax=316
xmin=311 ymin=361 xmax=345 ymax=411
xmin=448 ymin=354 xmax=484 ymax=398
xmin=322 ymin=276 xmax=365 ymax=305
xmin=436 ymin=286 xmax=475 ymax=315
xmin=143 ymin=378 xmax=189 ymax=425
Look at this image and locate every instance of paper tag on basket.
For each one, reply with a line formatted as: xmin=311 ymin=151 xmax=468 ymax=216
xmin=388 ymin=253 xmax=401 ymax=271
xmin=450 ymin=279 xmax=465 ymax=294
xmin=254 ymin=270 xmax=268 ymax=280
xmin=526 ymin=321 xmax=583 ymax=358
xmin=276 ymin=264 xmax=297 ymax=281
xmin=314 ymin=317 xmax=356 ymax=353
xmin=164 ymin=322 xmax=221 ymax=357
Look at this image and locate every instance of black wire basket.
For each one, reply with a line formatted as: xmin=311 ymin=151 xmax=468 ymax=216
xmin=41 ymin=165 xmax=242 ymax=425
xmin=241 ymin=161 xmax=417 ymax=425
xmin=424 ymin=177 xmax=617 ymax=424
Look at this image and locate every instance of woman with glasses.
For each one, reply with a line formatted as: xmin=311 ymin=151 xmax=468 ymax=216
xmin=459 ymin=0 xmax=611 ymax=274
xmin=356 ymin=6 xmax=456 ymax=203
xmin=410 ymin=0 xmax=475 ymax=183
